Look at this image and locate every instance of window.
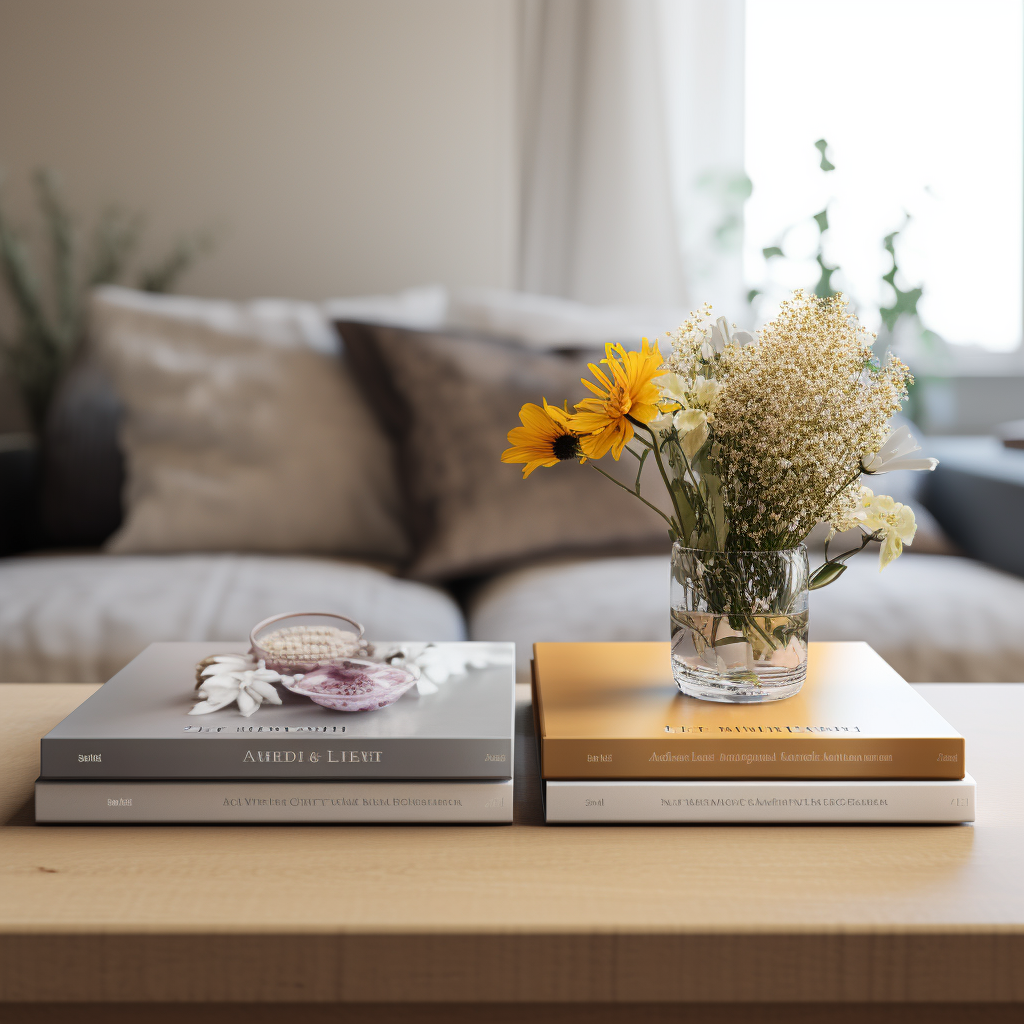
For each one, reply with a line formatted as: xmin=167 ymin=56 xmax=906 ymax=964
xmin=744 ymin=0 xmax=1023 ymax=354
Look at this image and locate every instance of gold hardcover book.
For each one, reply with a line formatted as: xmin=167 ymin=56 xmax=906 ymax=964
xmin=533 ymin=641 xmax=965 ymax=780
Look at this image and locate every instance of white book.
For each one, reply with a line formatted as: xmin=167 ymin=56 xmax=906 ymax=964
xmin=543 ymin=775 xmax=976 ymax=823
xmin=36 ymin=778 xmax=513 ymax=824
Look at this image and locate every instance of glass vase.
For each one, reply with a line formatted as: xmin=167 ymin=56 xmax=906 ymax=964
xmin=670 ymin=543 xmax=809 ymax=703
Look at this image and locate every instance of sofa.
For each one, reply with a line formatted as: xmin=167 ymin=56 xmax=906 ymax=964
xmin=2 ymin=285 xmax=1024 ymax=686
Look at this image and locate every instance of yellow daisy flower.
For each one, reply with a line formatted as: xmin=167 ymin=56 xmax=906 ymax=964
xmin=569 ymin=338 xmax=664 ymax=459
xmin=501 ymin=399 xmax=584 ymax=478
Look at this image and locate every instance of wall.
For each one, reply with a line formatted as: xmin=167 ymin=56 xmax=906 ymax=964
xmin=0 ymin=0 xmax=519 ymax=303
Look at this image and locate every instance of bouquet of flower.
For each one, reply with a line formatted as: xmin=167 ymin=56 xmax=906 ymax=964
xmin=501 ymin=290 xmax=938 ymax=699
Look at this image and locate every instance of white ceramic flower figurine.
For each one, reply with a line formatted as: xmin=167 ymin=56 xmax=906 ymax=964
xmin=861 ymin=424 xmax=939 ymax=474
xmin=190 ymin=656 xmax=289 ymax=717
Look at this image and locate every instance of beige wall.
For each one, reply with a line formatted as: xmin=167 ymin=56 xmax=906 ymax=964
xmin=0 ymin=0 xmax=519 ymax=302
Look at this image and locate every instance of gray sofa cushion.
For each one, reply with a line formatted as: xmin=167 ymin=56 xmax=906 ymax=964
xmin=468 ymin=553 xmax=1024 ymax=683
xmin=0 ymin=554 xmax=464 ymax=683
xmin=40 ymin=356 xmax=125 ymax=547
xmin=468 ymin=555 xmax=671 ymax=682
xmin=338 ymin=320 xmax=671 ymax=583
xmin=922 ymin=437 xmax=1024 ymax=576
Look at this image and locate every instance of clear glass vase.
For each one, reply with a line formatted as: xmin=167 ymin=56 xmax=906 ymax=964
xmin=670 ymin=543 xmax=809 ymax=703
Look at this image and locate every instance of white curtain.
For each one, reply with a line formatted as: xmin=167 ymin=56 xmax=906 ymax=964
xmin=517 ymin=0 xmax=746 ymax=315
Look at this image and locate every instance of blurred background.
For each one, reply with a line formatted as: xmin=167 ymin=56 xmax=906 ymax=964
xmin=2 ymin=0 xmax=1020 ymax=432
xmin=1 ymin=0 xmax=1022 ymax=685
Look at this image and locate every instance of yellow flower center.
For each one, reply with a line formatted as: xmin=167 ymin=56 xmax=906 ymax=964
xmin=609 ymin=386 xmax=632 ymax=418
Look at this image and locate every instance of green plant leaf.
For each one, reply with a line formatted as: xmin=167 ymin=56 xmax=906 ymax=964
xmin=33 ymin=169 xmax=76 ymax=351
xmin=137 ymin=230 xmax=215 ymax=293
xmin=808 ymin=561 xmax=848 ymax=590
xmin=814 ymin=138 xmax=835 ymax=171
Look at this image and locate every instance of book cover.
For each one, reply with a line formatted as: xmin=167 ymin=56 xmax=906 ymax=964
xmin=533 ymin=641 xmax=965 ymax=780
xmin=41 ymin=641 xmax=515 ymax=780
xmin=35 ymin=777 xmax=513 ymax=824
xmin=542 ymin=776 xmax=975 ymax=823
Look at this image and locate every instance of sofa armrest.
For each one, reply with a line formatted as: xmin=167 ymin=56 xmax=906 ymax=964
xmin=0 ymin=434 xmax=40 ymax=555
xmin=921 ymin=437 xmax=1024 ymax=577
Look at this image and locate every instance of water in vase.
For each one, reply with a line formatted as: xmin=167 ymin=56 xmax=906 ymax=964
xmin=670 ymin=608 xmax=808 ymax=703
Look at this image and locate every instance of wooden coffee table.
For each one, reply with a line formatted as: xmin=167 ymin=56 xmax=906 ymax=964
xmin=1 ymin=681 xmax=1022 ymax=1024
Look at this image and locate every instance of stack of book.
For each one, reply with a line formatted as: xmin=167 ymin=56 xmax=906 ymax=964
xmin=36 ymin=640 xmax=516 ymax=823
xmin=532 ymin=641 xmax=974 ymax=824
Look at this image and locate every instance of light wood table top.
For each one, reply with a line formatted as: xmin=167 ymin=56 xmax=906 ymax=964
xmin=1 ymin=681 xmax=1022 ymax=1009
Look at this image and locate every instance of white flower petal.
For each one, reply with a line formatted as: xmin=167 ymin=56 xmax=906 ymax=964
xmin=250 ymin=669 xmax=283 ymax=683
xmin=654 ymin=372 xmax=689 ymax=404
xmin=236 ymin=689 xmax=259 ymax=717
xmin=673 ymin=408 xmax=707 ymax=433
xmin=189 ymin=695 xmax=238 ymax=715
xmin=862 ymin=426 xmax=937 ymax=473
xmin=197 ymin=681 xmax=240 ymax=699
xmin=248 ymin=679 xmax=283 ymax=703
xmin=877 ymin=456 xmax=939 ymax=473
xmin=423 ymin=664 xmax=452 ymax=684
xmin=681 ymin=419 xmax=710 ymax=461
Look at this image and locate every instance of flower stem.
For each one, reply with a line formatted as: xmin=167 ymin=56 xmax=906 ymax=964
xmin=628 ymin=416 xmax=693 ymax=544
xmin=589 ymin=463 xmax=679 ymax=535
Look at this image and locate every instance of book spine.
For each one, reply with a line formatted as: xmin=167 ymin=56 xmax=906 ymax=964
xmin=544 ymin=776 xmax=976 ymax=823
xmin=40 ymin=737 xmax=513 ymax=781
xmin=541 ymin=737 xmax=965 ymax=780
xmin=35 ymin=778 xmax=514 ymax=824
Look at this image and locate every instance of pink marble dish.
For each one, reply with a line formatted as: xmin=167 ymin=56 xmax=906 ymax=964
xmin=281 ymin=659 xmax=417 ymax=712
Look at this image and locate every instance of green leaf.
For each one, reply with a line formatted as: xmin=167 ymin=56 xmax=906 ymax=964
xmin=813 ymin=208 xmax=829 ymax=233
xmin=33 ymin=169 xmax=77 ymax=351
xmin=814 ymin=138 xmax=835 ymax=171
xmin=814 ymin=254 xmax=839 ymax=298
xmin=762 ymin=245 xmax=784 ymax=259
xmin=809 ymin=561 xmax=848 ymax=590
xmin=713 ymin=635 xmax=750 ymax=648
xmin=137 ymin=230 xmax=214 ymax=293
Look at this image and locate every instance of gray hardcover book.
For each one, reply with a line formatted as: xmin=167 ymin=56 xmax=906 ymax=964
xmin=36 ymin=778 xmax=513 ymax=823
xmin=41 ymin=641 xmax=515 ymax=781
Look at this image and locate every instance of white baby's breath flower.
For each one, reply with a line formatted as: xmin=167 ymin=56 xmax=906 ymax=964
xmin=697 ymin=291 xmax=912 ymax=548
xmin=861 ymin=424 xmax=939 ymax=474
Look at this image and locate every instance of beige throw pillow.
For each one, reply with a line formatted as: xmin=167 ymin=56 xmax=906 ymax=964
xmin=338 ymin=321 xmax=672 ymax=582
xmin=95 ymin=287 xmax=409 ymax=560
